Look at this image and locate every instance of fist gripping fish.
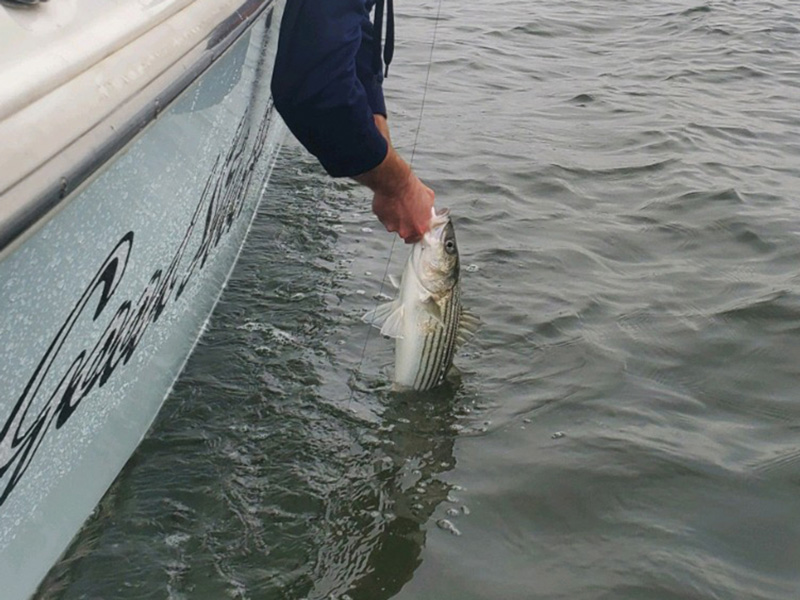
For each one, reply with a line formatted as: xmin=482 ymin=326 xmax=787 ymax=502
xmin=364 ymin=208 xmax=479 ymax=391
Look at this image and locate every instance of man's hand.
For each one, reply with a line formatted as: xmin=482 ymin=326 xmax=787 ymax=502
xmin=371 ymin=164 xmax=435 ymax=243
xmin=354 ymin=116 xmax=435 ymax=244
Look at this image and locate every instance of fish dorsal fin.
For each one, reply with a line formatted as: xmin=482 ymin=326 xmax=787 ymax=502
xmin=455 ymin=309 xmax=480 ymax=349
xmin=362 ymin=300 xmax=405 ymax=339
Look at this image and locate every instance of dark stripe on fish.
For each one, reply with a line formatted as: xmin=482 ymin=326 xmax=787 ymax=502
xmin=421 ymin=309 xmax=443 ymax=389
xmin=437 ymin=287 xmax=461 ymax=387
xmin=440 ymin=287 xmax=461 ymax=386
xmin=422 ymin=300 xmax=447 ymax=390
xmin=413 ymin=287 xmax=461 ymax=390
xmin=434 ymin=291 xmax=457 ymax=387
xmin=414 ymin=321 xmax=436 ymax=389
xmin=413 ymin=318 xmax=432 ymax=388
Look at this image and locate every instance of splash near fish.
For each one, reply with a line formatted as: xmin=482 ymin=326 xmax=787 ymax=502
xmin=364 ymin=208 xmax=479 ymax=391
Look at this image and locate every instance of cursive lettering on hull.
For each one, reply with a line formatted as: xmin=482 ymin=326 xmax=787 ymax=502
xmin=0 ymin=102 xmax=274 ymax=506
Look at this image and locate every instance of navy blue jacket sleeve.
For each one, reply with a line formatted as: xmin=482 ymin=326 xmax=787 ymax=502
xmin=271 ymin=0 xmax=388 ymax=178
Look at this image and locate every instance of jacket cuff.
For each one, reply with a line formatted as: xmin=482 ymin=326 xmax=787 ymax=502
xmin=362 ymin=72 xmax=387 ymax=117
xmin=307 ymin=106 xmax=389 ymax=178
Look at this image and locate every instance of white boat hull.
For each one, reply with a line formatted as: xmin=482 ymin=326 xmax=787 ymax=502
xmin=0 ymin=2 xmax=285 ymax=597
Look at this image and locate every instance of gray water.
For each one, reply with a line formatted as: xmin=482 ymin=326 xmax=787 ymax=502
xmin=40 ymin=0 xmax=800 ymax=598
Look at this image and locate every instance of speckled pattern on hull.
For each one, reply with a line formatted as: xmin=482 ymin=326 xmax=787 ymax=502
xmin=0 ymin=4 xmax=285 ymax=597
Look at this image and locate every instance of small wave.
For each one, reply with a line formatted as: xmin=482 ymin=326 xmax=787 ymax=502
xmin=665 ymin=64 xmax=770 ymax=83
xmin=713 ymin=289 xmax=800 ymax=325
xmin=649 ymin=189 xmax=746 ymax=212
xmin=507 ymin=24 xmax=555 ymax=37
xmin=681 ymin=5 xmax=712 ymax=17
xmin=568 ymin=93 xmax=595 ymax=105
xmin=687 ymin=122 xmax=758 ymax=143
xmin=237 ymin=321 xmax=297 ymax=344
xmin=702 ymin=25 xmax=733 ymax=36
xmin=551 ymin=158 xmax=677 ymax=179
xmin=653 ymin=3 xmax=711 ymax=20
xmin=750 ymin=446 xmax=800 ymax=477
xmin=758 ymin=24 xmax=800 ymax=35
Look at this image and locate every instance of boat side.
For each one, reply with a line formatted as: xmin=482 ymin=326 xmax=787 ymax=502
xmin=0 ymin=1 xmax=286 ymax=597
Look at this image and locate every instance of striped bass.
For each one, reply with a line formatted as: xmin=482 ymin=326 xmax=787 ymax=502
xmin=364 ymin=209 xmax=479 ymax=391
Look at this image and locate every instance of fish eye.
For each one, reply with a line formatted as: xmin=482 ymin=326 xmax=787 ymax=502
xmin=445 ymin=239 xmax=456 ymax=254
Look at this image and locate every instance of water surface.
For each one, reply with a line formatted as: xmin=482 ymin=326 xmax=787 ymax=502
xmin=42 ymin=1 xmax=800 ymax=598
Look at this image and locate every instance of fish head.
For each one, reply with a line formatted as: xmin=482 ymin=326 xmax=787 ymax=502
xmin=412 ymin=207 xmax=460 ymax=295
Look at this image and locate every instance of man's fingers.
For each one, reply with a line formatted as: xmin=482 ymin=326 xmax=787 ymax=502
xmin=401 ymin=222 xmax=427 ymax=244
xmin=371 ymin=172 xmax=435 ymax=244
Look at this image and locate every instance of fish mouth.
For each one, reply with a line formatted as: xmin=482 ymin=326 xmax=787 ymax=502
xmin=426 ymin=207 xmax=451 ymax=243
xmin=432 ymin=206 xmax=450 ymax=224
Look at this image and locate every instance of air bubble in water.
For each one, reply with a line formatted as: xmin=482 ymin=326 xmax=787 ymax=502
xmin=436 ymin=519 xmax=462 ymax=536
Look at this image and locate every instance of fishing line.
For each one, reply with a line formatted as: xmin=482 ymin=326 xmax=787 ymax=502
xmin=348 ymin=0 xmax=444 ymax=403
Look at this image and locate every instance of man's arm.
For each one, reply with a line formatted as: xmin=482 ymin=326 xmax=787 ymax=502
xmin=356 ymin=115 xmax=434 ymax=243
xmin=271 ymin=0 xmax=433 ymax=243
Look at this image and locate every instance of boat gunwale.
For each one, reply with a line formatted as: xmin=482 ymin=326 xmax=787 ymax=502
xmin=0 ymin=0 xmax=276 ymax=260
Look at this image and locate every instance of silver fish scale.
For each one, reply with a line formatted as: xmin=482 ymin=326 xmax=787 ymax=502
xmin=413 ymin=283 xmax=462 ymax=390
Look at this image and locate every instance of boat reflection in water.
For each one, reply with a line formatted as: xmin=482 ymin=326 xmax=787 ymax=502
xmin=0 ymin=1 xmax=286 ymax=597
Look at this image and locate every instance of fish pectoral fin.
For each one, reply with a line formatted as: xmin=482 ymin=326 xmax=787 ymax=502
xmin=389 ymin=274 xmax=401 ymax=290
xmin=421 ymin=297 xmax=444 ymax=327
xmin=362 ymin=299 xmax=405 ymax=339
xmin=455 ymin=309 xmax=481 ymax=349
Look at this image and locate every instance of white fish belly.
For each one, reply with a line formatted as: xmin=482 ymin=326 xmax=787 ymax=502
xmin=394 ymin=306 xmax=431 ymax=388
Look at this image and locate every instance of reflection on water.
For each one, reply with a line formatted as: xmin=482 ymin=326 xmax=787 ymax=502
xmin=309 ymin=389 xmax=459 ymax=600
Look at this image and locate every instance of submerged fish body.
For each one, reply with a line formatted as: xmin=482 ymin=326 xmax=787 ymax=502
xmin=364 ymin=209 xmax=479 ymax=391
